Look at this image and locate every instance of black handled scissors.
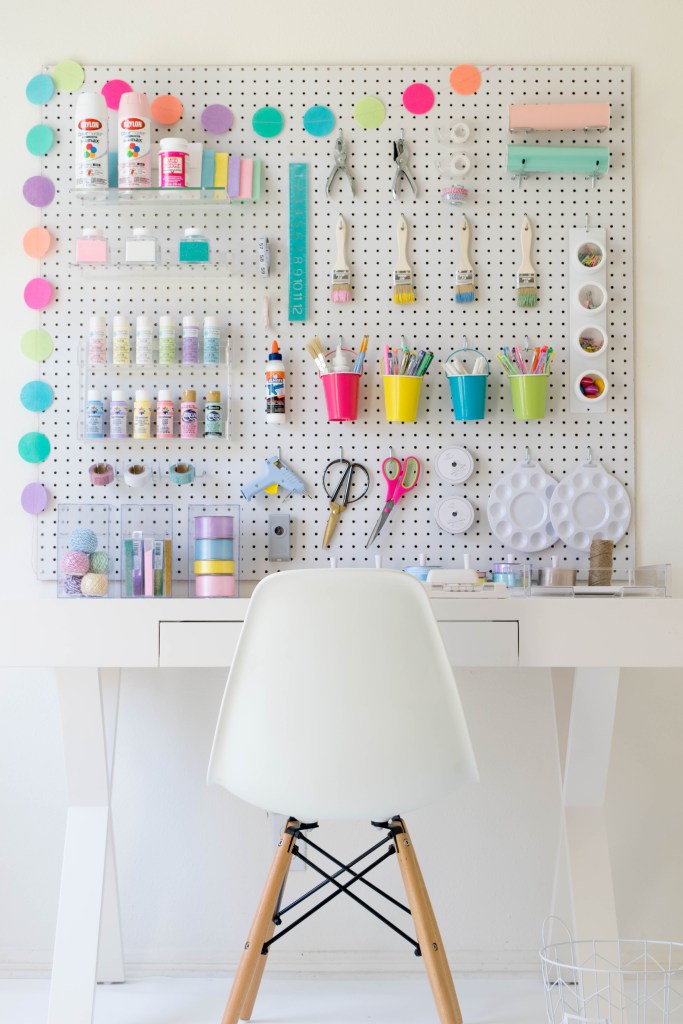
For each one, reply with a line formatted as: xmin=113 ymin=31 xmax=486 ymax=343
xmin=322 ymin=456 xmax=370 ymax=547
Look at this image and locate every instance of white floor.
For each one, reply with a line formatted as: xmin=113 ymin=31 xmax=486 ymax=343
xmin=0 ymin=976 xmax=546 ymax=1024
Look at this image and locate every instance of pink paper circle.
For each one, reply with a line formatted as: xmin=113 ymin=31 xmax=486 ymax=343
xmin=24 ymin=278 xmax=54 ymax=310
xmin=101 ymin=78 xmax=132 ymax=110
xmin=23 ymin=175 xmax=55 ymax=207
xmin=201 ymin=103 xmax=234 ymax=133
xmin=402 ymin=82 xmax=435 ymax=115
xmin=21 ymin=482 xmax=49 ymax=515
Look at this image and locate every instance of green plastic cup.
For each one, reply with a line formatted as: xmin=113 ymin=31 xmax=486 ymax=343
xmin=509 ymin=374 xmax=549 ymax=420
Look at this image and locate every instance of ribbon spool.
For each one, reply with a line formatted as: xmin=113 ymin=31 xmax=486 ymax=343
xmin=169 ymin=462 xmax=195 ymax=485
xmin=89 ymin=462 xmax=114 ymax=486
xmin=124 ymin=464 xmax=151 ymax=488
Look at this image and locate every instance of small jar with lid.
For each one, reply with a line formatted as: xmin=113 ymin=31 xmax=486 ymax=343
xmin=178 ymin=227 xmax=210 ymax=263
xmin=125 ymin=227 xmax=159 ymax=264
xmin=159 ymin=137 xmax=189 ymax=188
xmin=76 ymin=228 xmax=108 ymax=264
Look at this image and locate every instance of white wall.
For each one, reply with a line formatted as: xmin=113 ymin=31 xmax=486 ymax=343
xmin=1 ymin=0 xmax=683 ymax=976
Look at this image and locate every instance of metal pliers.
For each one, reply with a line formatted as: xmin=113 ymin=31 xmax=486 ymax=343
xmin=326 ymin=129 xmax=354 ymax=198
xmin=392 ymin=129 xmax=417 ymax=199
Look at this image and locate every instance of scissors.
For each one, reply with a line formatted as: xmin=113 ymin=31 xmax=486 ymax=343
xmin=392 ymin=129 xmax=417 ymax=199
xmin=366 ymin=455 xmax=421 ymax=547
xmin=322 ymin=456 xmax=370 ymax=547
xmin=326 ymin=129 xmax=354 ymax=198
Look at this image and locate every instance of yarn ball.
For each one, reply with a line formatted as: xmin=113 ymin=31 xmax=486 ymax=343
xmin=60 ymin=549 xmax=90 ymax=576
xmin=80 ymin=572 xmax=109 ymax=597
xmin=62 ymin=574 xmax=83 ymax=596
xmin=90 ymin=550 xmax=109 ymax=574
xmin=68 ymin=527 xmax=98 ymax=554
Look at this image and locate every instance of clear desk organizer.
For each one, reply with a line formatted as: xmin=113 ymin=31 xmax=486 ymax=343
xmin=57 ymin=503 xmax=111 ymax=598
xmin=188 ymin=504 xmax=240 ymax=598
xmin=120 ymin=503 xmax=174 ymax=597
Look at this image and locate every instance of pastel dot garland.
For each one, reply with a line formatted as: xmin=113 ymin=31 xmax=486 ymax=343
xmin=81 ymin=572 xmax=109 ymax=597
xmin=60 ymin=549 xmax=90 ymax=576
xmin=90 ymin=550 xmax=109 ymax=574
xmin=68 ymin=527 xmax=98 ymax=554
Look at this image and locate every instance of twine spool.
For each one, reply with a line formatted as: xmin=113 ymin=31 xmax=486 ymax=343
xmin=60 ymin=549 xmax=90 ymax=576
xmin=588 ymin=538 xmax=614 ymax=586
xmin=62 ymin=574 xmax=83 ymax=596
xmin=90 ymin=550 xmax=109 ymax=574
xmin=68 ymin=527 xmax=98 ymax=554
xmin=80 ymin=572 xmax=109 ymax=597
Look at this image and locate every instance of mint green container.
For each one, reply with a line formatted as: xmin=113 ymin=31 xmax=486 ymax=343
xmin=179 ymin=228 xmax=209 ymax=263
xmin=506 ymin=145 xmax=609 ymax=177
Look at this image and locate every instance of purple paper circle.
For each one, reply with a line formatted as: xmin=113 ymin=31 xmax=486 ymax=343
xmin=23 ymin=175 xmax=55 ymax=208
xmin=21 ymin=482 xmax=49 ymax=515
xmin=201 ymin=103 xmax=234 ymax=133
xmin=24 ymin=278 xmax=54 ymax=310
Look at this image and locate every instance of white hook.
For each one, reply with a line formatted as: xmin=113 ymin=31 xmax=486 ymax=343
xmin=277 ymin=446 xmax=282 ymax=461
xmin=339 ymin=446 xmax=344 ymax=463
xmin=463 ymin=335 xmax=469 ymax=349
xmin=524 ymin=335 xmax=530 ymax=351
xmin=586 ymin=446 xmax=593 ymax=465
xmin=585 ymin=212 xmax=589 ymax=231
xmin=524 ymin=446 xmax=531 ymax=465
xmin=389 ymin=445 xmax=394 ymax=460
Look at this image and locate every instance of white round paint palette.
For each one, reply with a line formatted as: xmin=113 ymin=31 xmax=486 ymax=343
xmin=487 ymin=463 xmax=558 ymax=552
xmin=549 ymin=463 xmax=631 ymax=551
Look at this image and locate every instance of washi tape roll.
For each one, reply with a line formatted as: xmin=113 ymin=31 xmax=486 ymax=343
xmin=194 ymin=537 xmax=234 ymax=561
xmin=124 ymin=463 xmax=150 ymax=487
xmin=89 ymin=462 xmax=114 ymax=486
xmin=194 ymin=559 xmax=235 ymax=576
xmin=195 ymin=515 xmax=233 ymax=539
xmin=169 ymin=462 xmax=195 ymax=485
xmin=195 ymin=574 xmax=237 ymax=598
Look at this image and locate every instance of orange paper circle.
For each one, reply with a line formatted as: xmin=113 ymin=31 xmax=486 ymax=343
xmin=23 ymin=226 xmax=52 ymax=258
xmin=449 ymin=64 xmax=481 ymax=95
xmin=151 ymin=94 xmax=183 ymax=125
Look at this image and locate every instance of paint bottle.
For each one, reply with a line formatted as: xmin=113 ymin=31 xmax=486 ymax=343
xmin=266 ymin=340 xmax=285 ymax=425
xmin=156 ymin=389 xmax=175 ymax=440
xmin=133 ymin=389 xmax=152 ymax=440
xmin=88 ymin=315 xmax=107 ymax=365
xmin=159 ymin=137 xmax=189 ymax=188
xmin=159 ymin=316 xmax=176 ymax=364
xmin=203 ymin=316 xmax=220 ymax=364
xmin=74 ymin=92 xmax=109 ymax=191
xmin=118 ymin=92 xmax=151 ymax=189
xmin=180 ymin=388 xmax=198 ymax=439
xmin=110 ymin=390 xmax=129 ymax=439
xmin=204 ymin=390 xmax=223 ymax=437
xmin=112 ymin=316 xmax=130 ymax=365
xmin=181 ymin=315 xmax=199 ymax=364
xmin=85 ymin=388 xmax=104 ymax=439
xmin=135 ymin=314 xmax=154 ymax=365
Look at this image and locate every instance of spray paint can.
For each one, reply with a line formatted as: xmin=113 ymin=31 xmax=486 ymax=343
xmin=266 ymin=340 xmax=285 ymax=425
xmin=74 ymin=93 xmax=108 ymax=190
xmin=118 ymin=92 xmax=151 ymax=188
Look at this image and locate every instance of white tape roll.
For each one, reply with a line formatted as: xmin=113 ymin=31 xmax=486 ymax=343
xmin=451 ymin=122 xmax=470 ymax=143
xmin=449 ymin=153 xmax=471 ymax=179
xmin=124 ymin=463 xmax=151 ymax=487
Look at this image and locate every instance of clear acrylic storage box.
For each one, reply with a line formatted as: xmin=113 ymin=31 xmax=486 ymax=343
xmin=188 ymin=504 xmax=240 ymax=597
xmin=120 ymin=504 xmax=174 ymax=597
xmin=57 ymin=503 xmax=112 ymax=598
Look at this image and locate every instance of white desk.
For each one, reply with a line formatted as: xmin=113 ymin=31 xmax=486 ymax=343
xmin=3 ymin=595 xmax=683 ymax=1024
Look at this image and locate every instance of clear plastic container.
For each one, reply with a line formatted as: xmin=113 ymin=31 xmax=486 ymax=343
xmin=188 ymin=504 xmax=240 ymax=597
xmin=125 ymin=227 xmax=159 ymax=264
xmin=57 ymin=503 xmax=111 ymax=598
xmin=178 ymin=227 xmax=210 ymax=263
xmin=120 ymin=504 xmax=174 ymax=597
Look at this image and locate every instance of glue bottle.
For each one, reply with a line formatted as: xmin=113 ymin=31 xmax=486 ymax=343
xmin=118 ymin=92 xmax=151 ymax=189
xmin=331 ymin=344 xmax=353 ymax=373
xmin=266 ymin=340 xmax=285 ymax=425
xmin=74 ymin=93 xmax=108 ymax=191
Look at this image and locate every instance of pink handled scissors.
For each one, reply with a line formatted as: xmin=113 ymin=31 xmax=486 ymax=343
xmin=366 ymin=455 xmax=421 ymax=547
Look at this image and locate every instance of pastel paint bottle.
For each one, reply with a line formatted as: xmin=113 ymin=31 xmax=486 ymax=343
xmin=110 ymin=390 xmax=129 ymax=439
xmin=159 ymin=315 xmax=176 ymax=364
xmin=266 ymin=340 xmax=285 ymax=425
xmin=133 ymin=389 xmax=152 ymax=439
xmin=182 ymin=315 xmax=199 ymax=364
xmin=156 ymin=389 xmax=175 ymax=440
xmin=204 ymin=389 xmax=223 ymax=437
xmin=203 ymin=315 xmax=220 ymax=364
xmin=85 ymin=388 xmax=104 ymax=439
xmin=180 ymin=388 xmax=198 ymax=439
xmin=135 ymin=314 xmax=154 ymax=365
xmin=118 ymin=92 xmax=151 ymax=189
xmin=113 ymin=316 xmax=130 ymax=365
xmin=74 ymin=93 xmax=109 ymax=191
xmin=88 ymin=315 xmax=107 ymax=365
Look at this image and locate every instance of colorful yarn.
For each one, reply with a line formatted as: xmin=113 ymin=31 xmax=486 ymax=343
xmin=90 ymin=550 xmax=109 ymax=574
xmin=60 ymin=549 xmax=90 ymax=576
xmin=62 ymin=574 xmax=83 ymax=596
xmin=68 ymin=527 xmax=98 ymax=554
xmin=80 ymin=572 xmax=109 ymax=597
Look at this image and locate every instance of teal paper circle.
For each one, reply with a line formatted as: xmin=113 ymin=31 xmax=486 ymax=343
xmin=26 ymin=74 xmax=55 ymax=105
xmin=20 ymin=380 xmax=54 ymax=413
xmin=303 ymin=105 xmax=335 ymax=137
xmin=252 ymin=106 xmax=284 ymax=139
xmin=18 ymin=431 xmax=51 ymax=463
xmin=26 ymin=124 xmax=55 ymax=156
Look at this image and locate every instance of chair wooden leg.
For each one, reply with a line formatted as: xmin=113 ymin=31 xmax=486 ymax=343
xmin=393 ymin=817 xmax=463 ymax=1024
xmin=239 ymin=871 xmax=290 ymax=1021
xmin=221 ymin=819 xmax=298 ymax=1024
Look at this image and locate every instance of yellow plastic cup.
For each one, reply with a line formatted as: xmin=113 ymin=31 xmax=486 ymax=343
xmin=383 ymin=375 xmax=423 ymax=422
xmin=509 ymin=373 xmax=549 ymax=420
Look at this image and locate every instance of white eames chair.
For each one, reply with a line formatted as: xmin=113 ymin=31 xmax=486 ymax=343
xmin=208 ymin=569 xmax=478 ymax=1024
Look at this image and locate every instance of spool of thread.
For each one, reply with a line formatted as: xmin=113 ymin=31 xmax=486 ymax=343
xmin=195 ymin=574 xmax=236 ymax=598
xmin=68 ymin=527 xmax=98 ymax=554
xmin=60 ymin=549 xmax=90 ymax=576
xmin=588 ymin=538 xmax=613 ymax=587
xmin=80 ymin=572 xmax=109 ymax=597
xmin=62 ymin=574 xmax=83 ymax=596
xmin=90 ymin=550 xmax=109 ymax=574
xmin=195 ymin=515 xmax=233 ymax=539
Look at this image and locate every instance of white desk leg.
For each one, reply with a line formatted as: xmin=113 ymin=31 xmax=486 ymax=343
xmin=550 ymin=667 xmax=620 ymax=940
xmin=49 ymin=669 xmax=124 ymax=1024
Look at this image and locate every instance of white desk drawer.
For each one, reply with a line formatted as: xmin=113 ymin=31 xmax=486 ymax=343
xmin=438 ymin=621 xmax=519 ymax=666
xmin=159 ymin=621 xmax=242 ymax=667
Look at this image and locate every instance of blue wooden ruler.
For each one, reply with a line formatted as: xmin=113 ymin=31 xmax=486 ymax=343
xmin=288 ymin=163 xmax=308 ymax=322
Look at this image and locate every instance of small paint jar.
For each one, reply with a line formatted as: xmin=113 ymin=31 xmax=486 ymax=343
xmin=179 ymin=228 xmax=210 ymax=263
xmin=76 ymin=228 xmax=108 ymax=264
xmin=159 ymin=137 xmax=189 ymax=188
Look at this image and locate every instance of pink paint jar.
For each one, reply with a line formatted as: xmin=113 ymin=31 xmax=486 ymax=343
xmin=159 ymin=137 xmax=188 ymax=188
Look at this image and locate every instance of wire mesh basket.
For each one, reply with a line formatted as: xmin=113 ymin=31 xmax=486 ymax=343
xmin=541 ymin=920 xmax=683 ymax=1024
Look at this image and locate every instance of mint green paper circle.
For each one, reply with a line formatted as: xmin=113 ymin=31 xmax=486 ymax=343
xmin=303 ymin=105 xmax=335 ymax=137
xmin=26 ymin=124 xmax=55 ymax=156
xmin=353 ymin=95 xmax=386 ymax=129
xmin=18 ymin=431 xmax=51 ymax=463
xmin=21 ymin=329 xmax=54 ymax=361
xmin=252 ymin=106 xmax=284 ymax=139
xmin=20 ymin=380 xmax=54 ymax=413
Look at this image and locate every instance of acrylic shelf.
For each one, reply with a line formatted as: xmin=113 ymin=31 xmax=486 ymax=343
xmin=70 ymin=259 xmax=233 ymax=279
xmin=70 ymin=186 xmax=257 ymax=206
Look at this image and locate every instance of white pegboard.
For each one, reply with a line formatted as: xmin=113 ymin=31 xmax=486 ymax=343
xmin=33 ymin=64 xmax=634 ymax=580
